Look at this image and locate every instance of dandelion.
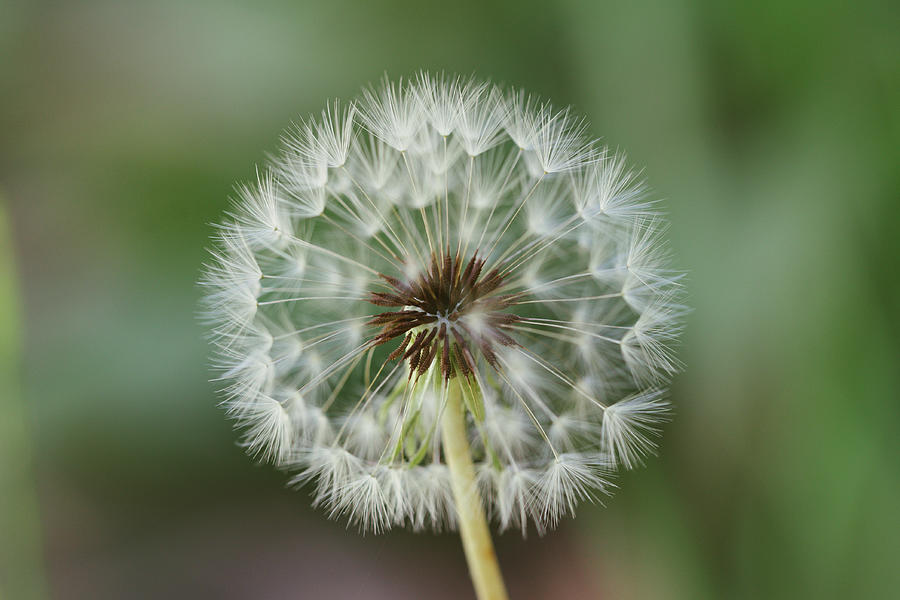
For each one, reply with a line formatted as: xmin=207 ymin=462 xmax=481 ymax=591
xmin=200 ymin=72 xmax=685 ymax=600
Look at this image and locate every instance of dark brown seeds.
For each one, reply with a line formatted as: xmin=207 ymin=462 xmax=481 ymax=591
xmin=366 ymin=250 xmax=520 ymax=380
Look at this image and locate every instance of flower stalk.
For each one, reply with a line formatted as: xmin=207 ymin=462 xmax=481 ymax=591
xmin=442 ymin=377 xmax=509 ymax=600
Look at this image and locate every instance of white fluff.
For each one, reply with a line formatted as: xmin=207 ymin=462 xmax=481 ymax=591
xmin=535 ymin=454 xmax=611 ymax=529
xmin=201 ymin=72 xmax=685 ymax=535
xmin=236 ymin=395 xmax=294 ymax=466
xmin=602 ymin=390 xmax=670 ymax=469
xmin=496 ymin=465 xmax=539 ymax=535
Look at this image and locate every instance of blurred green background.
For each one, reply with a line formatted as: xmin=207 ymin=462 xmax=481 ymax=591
xmin=2 ymin=1 xmax=898 ymax=598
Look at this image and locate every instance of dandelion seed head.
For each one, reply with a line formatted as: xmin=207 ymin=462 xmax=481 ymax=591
xmin=201 ymin=73 xmax=685 ymax=534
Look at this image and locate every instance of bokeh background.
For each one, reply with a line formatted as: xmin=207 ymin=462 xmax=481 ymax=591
xmin=2 ymin=1 xmax=898 ymax=598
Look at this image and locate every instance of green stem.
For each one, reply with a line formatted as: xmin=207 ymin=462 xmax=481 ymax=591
xmin=441 ymin=378 xmax=509 ymax=600
xmin=0 ymin=201 xmax=47 ymax=598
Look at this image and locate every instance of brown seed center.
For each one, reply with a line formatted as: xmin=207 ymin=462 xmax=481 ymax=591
xmin=367 ymin=249 xmax=520 ymax=380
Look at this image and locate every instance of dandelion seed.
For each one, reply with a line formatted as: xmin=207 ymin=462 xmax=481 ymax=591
xmin=236 ymin=394 xmax=293 ymax=465
xmin=601 ymin=389 xmax=671 ymax=469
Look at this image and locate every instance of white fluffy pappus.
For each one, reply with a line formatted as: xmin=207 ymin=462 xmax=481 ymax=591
xmin=200 ymin=72 xmax=686 ymax=535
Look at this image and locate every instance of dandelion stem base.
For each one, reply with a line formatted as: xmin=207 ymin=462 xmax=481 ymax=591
xmin=442 ymin=378 xmax=509 ymax=600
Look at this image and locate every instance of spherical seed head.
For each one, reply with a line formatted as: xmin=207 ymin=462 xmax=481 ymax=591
xmin=200 ymin=72 xmax=686 ymax=534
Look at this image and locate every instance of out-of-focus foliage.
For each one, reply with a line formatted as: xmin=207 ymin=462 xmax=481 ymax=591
xmin=2 ymin=1 xmax=897 ymax=598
